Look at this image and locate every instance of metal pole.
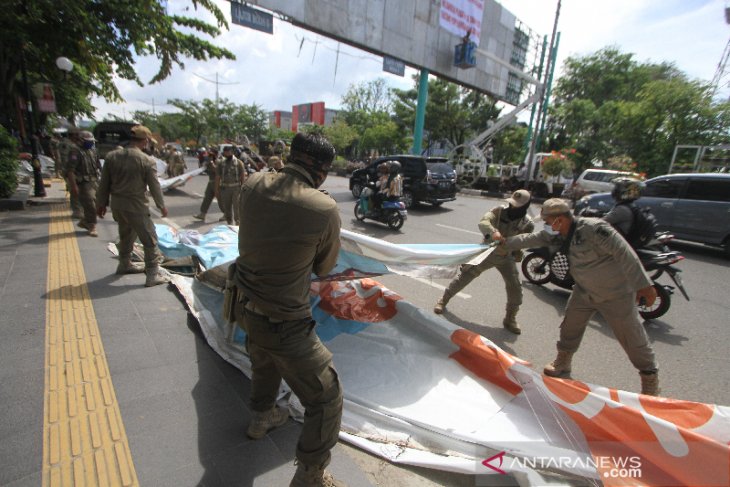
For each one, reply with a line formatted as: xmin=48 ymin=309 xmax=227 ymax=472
xmin=526 ymin=0 xmax=561 ymax=186
xmin=523 ymin=36 xmax=548 ymax=155
xmin=20 ymin=44 xmax=46 ymax=197
xmin=412 ymin=69 xmax=429 ymax=155
xmin=535 ymin=31 xmax=560 ymax=153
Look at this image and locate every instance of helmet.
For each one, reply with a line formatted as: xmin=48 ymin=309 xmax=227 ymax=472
xmin=273 ymin=139 xmax=285 ymax=154
xmin=377 ymin=162 xmax=390 ymax=174
xmin=611 ymin=177 xmax=643 ymax=202
xmin=389 ymin=161 xmax=401 ymax=174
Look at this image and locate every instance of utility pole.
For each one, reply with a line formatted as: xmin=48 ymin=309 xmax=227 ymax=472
xmin=193 ymin=72 xmax=239 ymax=141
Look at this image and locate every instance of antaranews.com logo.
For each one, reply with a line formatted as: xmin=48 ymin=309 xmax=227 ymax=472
xmin=482 ymin=451 xmax=642 ymax=479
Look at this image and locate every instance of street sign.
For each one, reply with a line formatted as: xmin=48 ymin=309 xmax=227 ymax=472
xmin=383 ymin=56 xmax=405 ymax=77
xmin=231 ymin=3 xmax=273 ymax=34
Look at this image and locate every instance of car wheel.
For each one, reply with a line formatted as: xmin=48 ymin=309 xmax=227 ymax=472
xmin=432 ymin=201 xmax=443 ymax=207
xmin=723 ymin=237 xmax=730 ymax=259
xmin=351 ymin=183 xmax=363 ymax=199
xmin=639 ymin=283 xmax=671 ymax=320
xmin=402 ymin=190 xmax=415 ymax=209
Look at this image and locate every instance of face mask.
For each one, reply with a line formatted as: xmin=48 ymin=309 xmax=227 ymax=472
xmin=544 ymin=222 xmax=560 ymax=236
xmin=82 ymin=140 xmax=95 ymax=150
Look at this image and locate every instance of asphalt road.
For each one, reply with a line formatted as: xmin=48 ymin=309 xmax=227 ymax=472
xmin=163 ymin=161 xmax=730 ymax=407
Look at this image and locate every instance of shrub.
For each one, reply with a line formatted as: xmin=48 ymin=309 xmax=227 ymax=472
xmin=0 ymin=127 xmax=19 ymax=199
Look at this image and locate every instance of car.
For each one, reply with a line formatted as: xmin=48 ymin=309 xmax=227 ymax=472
xmin=349 ymin=155 xmax=457 ymax=209
xmin=572 ymin=168 xmax=641 ymax=199
xmin=93 ymin=121 xmax=137 ymax=159
xmin=574 ymin=173 xmax=730 ymax=256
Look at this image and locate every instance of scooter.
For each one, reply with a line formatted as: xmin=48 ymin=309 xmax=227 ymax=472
xmin=520 ymin=247 xmax=689 ymax=320
xmin=354 ymin=188 xmax=407 ymax=230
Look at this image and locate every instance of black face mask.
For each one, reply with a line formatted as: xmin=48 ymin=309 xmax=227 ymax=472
xmin=507 ymin=202 xmax=529 ymax=220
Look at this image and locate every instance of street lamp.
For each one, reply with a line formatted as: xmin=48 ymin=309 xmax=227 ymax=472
xmin=55 ymin=57 xmax=73 ymax=77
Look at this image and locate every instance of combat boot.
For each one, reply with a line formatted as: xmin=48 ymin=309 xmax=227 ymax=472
xmin=640 ymin=371 xmax=660 ymax=396
xmin=87 ymin=225 xmax=98 ymax=237
xmin=193 ymin=213 xmax=205 ymax=221
xmin=77 ymin=220 xmax=89 ymax=230
xmin=144 ymin=266 xmax=170 ymax=287
xmin=290 ymin=462 xmax=347 ymax=487
xmin=543 ymin=350 xmax=574 ymax=377
xmin=433 ymin=293 xmax=451 ymax=314
xmin=246 ymin=406 xmax=289 ymax=439
xmin=502 ymin=306 xmax=522 ymax=335
xmin=116 ymin=256 xmax=145 ymax=275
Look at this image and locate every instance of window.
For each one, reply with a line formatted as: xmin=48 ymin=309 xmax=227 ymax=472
xmin=684 ymin=179 xmax=730 ymax=202
xmin=644 ymin=178 xmax=684 ymax=198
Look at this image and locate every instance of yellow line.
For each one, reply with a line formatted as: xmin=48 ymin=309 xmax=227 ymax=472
xmin=43 ymin=203 xmax=139 ymax=487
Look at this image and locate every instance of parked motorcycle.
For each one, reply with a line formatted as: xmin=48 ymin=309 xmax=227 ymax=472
xmin=354 ymin=188 xmax=407 ymax=230
xmin=520 ymin=247 xmax=689 ymax=320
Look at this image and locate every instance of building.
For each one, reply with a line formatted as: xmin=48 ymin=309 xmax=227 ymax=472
xmin=268 ymin=102 xmax=339 ymax=132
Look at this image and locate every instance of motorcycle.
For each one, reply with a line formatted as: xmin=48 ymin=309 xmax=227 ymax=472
xmin=520 ymin=247 xmax=689 ymax=320
xmin=354 ymin=188 xmax=407 ymax=230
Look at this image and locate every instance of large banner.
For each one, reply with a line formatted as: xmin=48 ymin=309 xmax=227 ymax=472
xmin=439 ymin=0 xmax=485 ymax=45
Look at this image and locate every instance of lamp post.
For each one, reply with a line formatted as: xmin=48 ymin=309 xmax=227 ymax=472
xmin=56 ymin=57 xmax=73 ymax=78
xmin=19 ymin=43 xmax=45 ymax=197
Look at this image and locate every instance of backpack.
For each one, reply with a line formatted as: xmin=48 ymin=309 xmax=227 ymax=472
xmin=626 ymin=203 xmax=658 ymax=248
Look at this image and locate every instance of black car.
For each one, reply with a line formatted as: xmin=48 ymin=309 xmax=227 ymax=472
xmin=349 ymin=155 xmax=457 ymax=209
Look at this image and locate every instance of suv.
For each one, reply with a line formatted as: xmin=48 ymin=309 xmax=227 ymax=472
xmin=349 ymin=155 xmax=457 ymax=208
xmin=574 ymin=173 xmax=730 ymax=256
xmin=573 ymin=168 xmax=641 ymax=199
xmin=93 ymin=121 xmax=137 ymax=159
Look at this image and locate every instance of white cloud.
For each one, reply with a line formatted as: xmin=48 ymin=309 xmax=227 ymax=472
xmin=92 ymin=0 xmax=729 ymax=121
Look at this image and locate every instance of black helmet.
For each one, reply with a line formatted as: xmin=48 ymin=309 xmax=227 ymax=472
xmin=611 ymin=177 xmax=643 ymax=202
xmin=389 ymin=160 xmax=401 ymax=174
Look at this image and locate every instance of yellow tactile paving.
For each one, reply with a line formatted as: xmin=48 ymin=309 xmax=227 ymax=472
xmin=43 ymin=203 xmax=139 ymax=487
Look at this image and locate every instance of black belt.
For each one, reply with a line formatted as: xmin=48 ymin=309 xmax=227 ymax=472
xmin=221 ymin=183 xmax=240 ymax=188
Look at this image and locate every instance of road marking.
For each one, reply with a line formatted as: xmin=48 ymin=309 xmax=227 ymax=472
xmin=44 ymin=203 xmax=139 ymax=486
xmin=435 ymin=223 xmax=482 ymax=236
xmin=412 ymin=277 xmax=471 ymax=299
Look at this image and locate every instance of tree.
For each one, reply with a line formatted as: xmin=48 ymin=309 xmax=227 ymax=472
xmin=323 ymin=119 xmax=357 ymax=157
xmin=0 ymin=0 xmax=235 ymax=133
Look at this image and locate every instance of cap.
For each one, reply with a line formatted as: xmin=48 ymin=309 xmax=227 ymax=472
xmin=505 ymin=189 xmax=531 ymax=208
xmin=79 ymin=130 xmax=95 ymax=141
xmin=540 ymin=198 xmax=571 ymax=218
xmin=130 ymin=125 xmax=152 ymax=140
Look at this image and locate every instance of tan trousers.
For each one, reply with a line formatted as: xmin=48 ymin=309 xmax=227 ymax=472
xmin=558 ymin=289 xmax=657 ymax=373
xmin=219 ymin=185 xmax=240 ymax=224
xmin=78 ymin=180 xmax=98 ymax=225
xmin=112 ymin=208 xmax=162 ymax=267
xmin=235 ymin=302 xmax=342 ymax=468
xmin=445 ymin=251 xmax=523 ymax=308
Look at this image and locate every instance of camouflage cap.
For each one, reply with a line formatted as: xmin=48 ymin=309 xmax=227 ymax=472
xmin=79 ymin=130 xmax=95 ymax=141
xmin=540 ymin=198 xmax=572 ymax=218
xmin=130 ymin=125 xmax=152 ymax=140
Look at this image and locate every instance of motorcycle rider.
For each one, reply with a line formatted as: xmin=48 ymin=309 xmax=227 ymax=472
xmin=603 ymin=177 xmax=643 ymax=242
xmin=370 ymin=162 xmax=391 ymax=212
xmin=499 ymin=198 xmax=661 ymax=396
xmin=434 ymin=189 xmax=534 ymax=334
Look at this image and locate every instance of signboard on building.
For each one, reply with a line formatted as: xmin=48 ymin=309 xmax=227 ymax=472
xmin=439 ymin=0 xmax=484 ymax=45
xmin=231 ymin=3 xmax=273 ymax=34
xmin=32 ymin=83 xmax=57 ymax=113
xmin=383 ymin=56 xmax=405 ymax=77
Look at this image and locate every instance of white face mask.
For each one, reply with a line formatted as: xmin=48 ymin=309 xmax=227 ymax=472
xmin=544 ymin=223 xmax=560 ymax=236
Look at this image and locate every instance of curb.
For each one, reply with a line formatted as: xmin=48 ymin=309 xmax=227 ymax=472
xmin=0 ymin=183 xmax=31 ymax=211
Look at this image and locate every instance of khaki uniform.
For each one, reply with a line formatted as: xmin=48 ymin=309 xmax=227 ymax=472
xmin=234 ymin=164 xmax=342 ymax=468
xmin=198 ymin=159 xmax=218 ymax=216
xmin=216 ymin=156 xmax=246 ymax=224
xmin=166 ymin=152 xmax=186 ymax=177
xmin=97 ymin=147 xmax=166 ymax=268
xmin=59 ymin=138 xmax=82 ymax=215
xmin=66 ymin=146 xmax=100 ymax=226
xmin=444 ymin=206 xmax=534 ymax=309
xmin=504 ymin=217 xmax=657 ymax=372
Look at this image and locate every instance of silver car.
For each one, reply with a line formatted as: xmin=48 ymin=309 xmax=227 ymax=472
xmin=574 ymin=173 xmax=730 ymax=257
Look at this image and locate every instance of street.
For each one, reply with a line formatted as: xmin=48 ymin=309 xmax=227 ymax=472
xmin=166 ymin=161 xmax=730 ymax=406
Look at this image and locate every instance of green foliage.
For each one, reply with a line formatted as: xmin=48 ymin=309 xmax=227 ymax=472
xmin=549 ymin=46 xmax=730 ymax=177
xmin=492 ymin=124 xmax=528 ymax=165
xmin=0 ymin=0 xmax=235 ymax=131
xmin=323 ymin=119 xmax=357 ymax=157
xmin=0 ymin=126 xmax=19 ymax=198
xmin=541 ymin=152 xmax=572 ymax=178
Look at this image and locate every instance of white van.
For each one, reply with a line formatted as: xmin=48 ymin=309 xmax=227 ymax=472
xmin=573 ymin=168 xmax=641 ymax=197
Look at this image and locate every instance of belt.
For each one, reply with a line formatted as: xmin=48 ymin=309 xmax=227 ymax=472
xmin=243 ymin=300 xmax=285 ymax=323
xmin=221 ymin=183 xmax=240 ymax=188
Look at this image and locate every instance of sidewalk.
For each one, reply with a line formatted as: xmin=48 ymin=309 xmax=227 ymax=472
xmin=0 ymin=182 xmax=380 ymax=487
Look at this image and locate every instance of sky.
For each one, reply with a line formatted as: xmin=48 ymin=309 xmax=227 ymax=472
xmin=91 ymin=0 xmax=730 ymax=122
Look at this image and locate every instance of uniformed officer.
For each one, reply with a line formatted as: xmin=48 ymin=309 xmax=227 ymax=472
xmin=165 ymin=148 xmax=186 ymax=177
xmin=60 ymin=128 xmax=83 ymax=218
xmin=96 ymin=125 xmax=170 ymax=287
xmin=215 ymin=145 xmax=246 ymax=225
xmin=434 ymin=189 xmax=535 ymax=334
xmin=500 ymin=198 xmax=660 ymax=395
xmin=192 ymin=155 xmax=218 ymax=221
xmin=233 ymin=132 xmax=345 ymax=487
xmin=66 ymin=131 xmax=101 ymax=237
